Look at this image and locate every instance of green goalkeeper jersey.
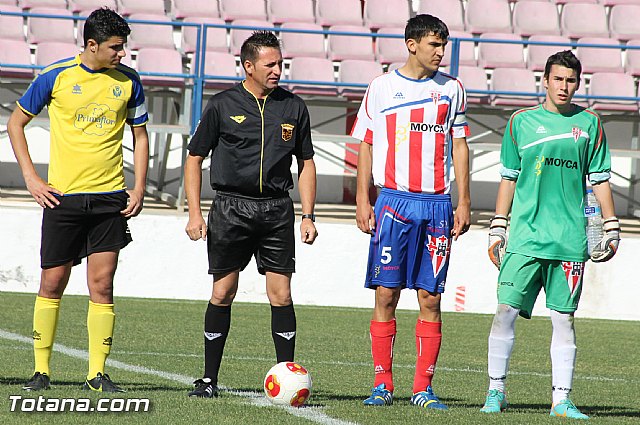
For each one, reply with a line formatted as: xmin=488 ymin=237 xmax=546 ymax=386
xmin=500 ymin=104 xmax=611 ymax=261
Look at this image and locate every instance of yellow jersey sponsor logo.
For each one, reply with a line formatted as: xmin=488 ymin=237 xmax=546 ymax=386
xmin=230 ymin=115 xmax=246 ymax=123
xmin=74 ymin=103 xmax=117 ymax=136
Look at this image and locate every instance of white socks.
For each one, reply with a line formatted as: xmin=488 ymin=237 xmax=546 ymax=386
xmin=550 ymin=310 xmax=577 ymax=405
xmin=487 ymin=304 xmax=519 ymax=393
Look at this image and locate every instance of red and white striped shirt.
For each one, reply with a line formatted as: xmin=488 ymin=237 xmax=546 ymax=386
xmin=351 ymin=69 xmax=469 ymax=194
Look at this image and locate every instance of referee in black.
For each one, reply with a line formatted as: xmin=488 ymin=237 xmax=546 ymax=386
xmin=184 ymin=31 xmax=318 ymax=398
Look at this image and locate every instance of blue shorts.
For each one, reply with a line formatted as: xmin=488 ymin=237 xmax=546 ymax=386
xmin=365 ymin=188 xmax=453 ymax=293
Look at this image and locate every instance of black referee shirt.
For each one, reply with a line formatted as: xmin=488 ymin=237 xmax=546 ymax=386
xmin=188 ymin=83 xmax=314 ymax=197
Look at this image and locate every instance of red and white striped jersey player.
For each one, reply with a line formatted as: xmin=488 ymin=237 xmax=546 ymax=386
xmin=351 ymin=14 xmax=471 ymax=410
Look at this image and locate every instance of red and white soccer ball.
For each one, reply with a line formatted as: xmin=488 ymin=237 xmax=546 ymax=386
xmin=263 ymin=362 xmax=312 ymax=407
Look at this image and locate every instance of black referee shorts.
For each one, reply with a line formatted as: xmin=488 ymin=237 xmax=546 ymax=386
xmin=40 ymin=192 xmax=131 ymax=268
xmin=206 ymin=191 xmax=295 ymax=275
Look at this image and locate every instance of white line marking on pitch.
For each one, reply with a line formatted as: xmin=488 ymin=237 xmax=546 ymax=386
xmin=4 ymin=342 xmax=632 ymax=384
xmin=0 ymin=329 xmax=358 ymax=425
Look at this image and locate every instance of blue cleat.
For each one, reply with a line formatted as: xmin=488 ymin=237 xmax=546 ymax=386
xmin=550 ymin=399 xmax=589 ymax=420
xmin=410 ymin=385 xmax=448 ymax=410
xmin=363 ymin=383 xmax=393 ymax=406
xmin=480 ymin=389 xmax=508 ymax=413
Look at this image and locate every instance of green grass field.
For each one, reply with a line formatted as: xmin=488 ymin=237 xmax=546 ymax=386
xmin=0 ymin=291 xmax=638 ymax=424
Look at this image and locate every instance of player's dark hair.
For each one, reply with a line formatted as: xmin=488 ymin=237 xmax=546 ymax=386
xmin=83 ymin=7 xmax=130 ymax=47
xmin=544 ymin=50 xmax=582 ymax=81
xmin=240 ymin=31 xmax=281 ymax=67
xmin=405 ymin=14 xmax=449 ymax=43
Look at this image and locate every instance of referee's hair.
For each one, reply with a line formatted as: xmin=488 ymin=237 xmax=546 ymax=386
xmin=83 ymin=7 xmax=130 ymax=47
xmin=240 ymin=31 xmax=281 ymax=66
xmin=544 ymin=50 xmax=582 ymax=82
xmin=405 ymin=14 xmax=449 ymax=43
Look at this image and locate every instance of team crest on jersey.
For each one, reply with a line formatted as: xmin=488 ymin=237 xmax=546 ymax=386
xmin=106 ymin=84 xmax=125 ymax=101
xmin=430 ymin=91 xmax=441 ymax=105
xmin=72 ymin=84 xmax=82 ymax=95
xmin=572 ymin=127 xmax=582 ymax=143
xmin=427 ymin=234 xmax=450 ymax=277
xmin=561 ymin=261 xmax=584 ymax=296
xmin=281 ymin=123 xmax=294 ymax=142
xmin=230 ymin=115 xmax=246 ymax=123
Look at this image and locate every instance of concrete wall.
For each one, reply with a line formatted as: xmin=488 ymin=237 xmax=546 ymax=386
xmin=1 ymin=205 xmax=637 ymax=321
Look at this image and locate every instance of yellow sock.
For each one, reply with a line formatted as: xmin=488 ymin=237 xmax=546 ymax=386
xmin=87 ymin=301 xmax=115 ymax=379
xmin=33 ymin=296 xmax=61 ymax=376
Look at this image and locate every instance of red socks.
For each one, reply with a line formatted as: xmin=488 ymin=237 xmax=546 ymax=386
xmin=413 ymin=320 xmax=442 ymax=394
xmin=370 ymin=319 xmax=396 ymax=392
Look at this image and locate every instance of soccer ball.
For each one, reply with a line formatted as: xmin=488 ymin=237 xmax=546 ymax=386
xmin=263 ymin=361 xmax=312 ymax=407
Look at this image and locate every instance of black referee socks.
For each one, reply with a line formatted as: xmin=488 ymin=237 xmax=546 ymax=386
xmin=271 ymin=304 xmax=296 ymax=363
xmin=203 ymin=303 xmax=231 ymax=384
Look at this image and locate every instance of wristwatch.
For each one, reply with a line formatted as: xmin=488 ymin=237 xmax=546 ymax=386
xmin=301 ymin=213 xmax=316 ymax=222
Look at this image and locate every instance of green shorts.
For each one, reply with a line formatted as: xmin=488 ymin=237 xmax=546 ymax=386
xmin=497 ymin=252 xmax=585 ymax=319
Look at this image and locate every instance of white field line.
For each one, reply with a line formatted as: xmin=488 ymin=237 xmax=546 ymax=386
xmin=0 ymin=329 xmax=358 ymax=425
xmin=2 ymin=342 xmax=633 ymax=384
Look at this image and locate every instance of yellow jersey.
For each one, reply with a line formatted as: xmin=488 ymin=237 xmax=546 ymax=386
xmin=17 ymin=55 xmax=148 ymax=194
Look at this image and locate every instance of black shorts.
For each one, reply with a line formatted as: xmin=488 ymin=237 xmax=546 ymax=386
xmin=41 ymin=192 xmax=132 ymax=268
xmin=207 ymin=191 xmax=295 ymax=275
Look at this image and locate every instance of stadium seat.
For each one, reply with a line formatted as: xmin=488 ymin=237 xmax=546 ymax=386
xmin=375 ymin=27 xmax=406 ymax=64
xmin=599 ymin=0 xmax=640 ymax=5
xmin=552 ymin=0 xmax=598 ymax=3
xmin=328 ymin=25 xmax=375 ymax=61
xmin=229 ymin=19 xmax=273 ymax=56
xmin=68 ymin=0 xmax=118 ymax=13
xmin=490 ymin=67 xmax=539 ymax=107
xmin=135 ymin=46 xmax=185 ymax=87
xmin=513 ymin=0 xmax=561 ymax=37
xmin=128 ymin=14 xmax=175 ymax=50
xmin=287 ymin=56 xmax=338 ymax=96
xmin=0 ymin=6 xmax=26 ymax=41
xmin=34 ymin=41 xmax=80 ymax=68
xmin=280 ymin=22 xmax=326 ymax=59
xmin=338 ymin=59 xmax=383 ymax=99
xmin=576 ymin=37 xmax=624 ymax=74
xmin=181 ymin=17 xmax=227 ymax=54
xmin=478 ymin=33 xmax=526 ymax=69
xmin=170 ymin=0 xmax=220 ymax=20
xmin=442 ymin=30 xmax=476 ymax=67
xmin=202 ymin=51 xmax=238 ymax=89
xmin=624 ymin=39 xmax=640 ymax=76
xmin=526 ymin=35 xmax=571 ymax=72
xmin=417 ymin=0 xmax=465 ymax=32
xmin=465 ymin=0 xmax=512 ymax=35
xmin=267 ymin=0 xmax=315 ymax=25
xmin=456 ymin=65 xmax=490 ymax=104
xmin=0 ymin=38 xmax=33 ymax=79
xmin=363 ymin=0 xmax=410 ymax=31
xmin=27 ymin=7 xmax=75 ymax=45
xmin=117 ymin=0 xmax=166 ymax=16
xmin=219 ymin=0 xmax=267 ymax=22
xmin=561 ymin=3 xmax=609 ymax=39
xmin=18 ymin=0 xmax=67 ymax=9
xmin=588 ymin=72 xmax=638 ymax=111
xmin=315 ymin=0 xmax=362 ymax=27
xmin=609 ymin=5 xmax=640 ymax=42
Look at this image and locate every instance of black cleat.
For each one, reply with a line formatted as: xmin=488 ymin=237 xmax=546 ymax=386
xmin=23 ymin=372 xmax=50 ymax=391
xmin=83 ymin=372 xmax=126 ymax=393
xmin=188 ymin=378 xmax=218 ymax=398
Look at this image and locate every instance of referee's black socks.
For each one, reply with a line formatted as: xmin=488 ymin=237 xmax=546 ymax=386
xmin=271 ymin=304 xmax=296 ymax=363
xmin=203 ymin=303 xmax=231 ymax=385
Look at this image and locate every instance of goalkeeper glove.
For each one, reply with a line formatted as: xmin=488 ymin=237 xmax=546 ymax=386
xmin=590 ymin=217 xmax=620 ymax=262
xmin=488 ymin=215 xmax=508 ymax=269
